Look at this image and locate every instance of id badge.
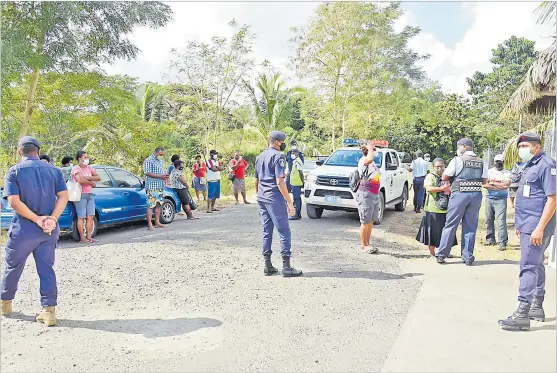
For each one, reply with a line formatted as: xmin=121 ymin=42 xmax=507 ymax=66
xmin=523 ymin=184 xmax=530 ymax=198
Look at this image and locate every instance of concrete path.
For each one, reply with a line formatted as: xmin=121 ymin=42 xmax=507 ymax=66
xmin=382 ymin=257 xmax=556 ymax=372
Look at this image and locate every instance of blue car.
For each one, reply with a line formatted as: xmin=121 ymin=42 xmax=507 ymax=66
xmin=1 ymin=165 xmax=182 ymax=241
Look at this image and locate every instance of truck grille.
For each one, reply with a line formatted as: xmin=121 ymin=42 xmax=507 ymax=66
xmin=313 ymin=189 xmax=354 ymax=199
xmin=316 ymin=176 xmax=350 ymax=188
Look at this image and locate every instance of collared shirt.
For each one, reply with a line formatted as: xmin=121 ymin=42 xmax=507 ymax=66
xmin=143 ymin=154 xmax=165 ymax=191
xmin=411 ymin=157 xmax=429 ymax=178
xmin=515 ymin=152 xmax=556 ymax=235
xmin=255 ymin=147 xmax=287 ymax=203
xmin=4 ymin=156 xmax=67 ymax=236
xmin=444 ymin=151 xmax=489 ymax=179
xmin=286 ymin=150 xmax=304 ymax=173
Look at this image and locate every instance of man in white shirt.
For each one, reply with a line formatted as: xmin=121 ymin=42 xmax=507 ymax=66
xmin=435 ymin=138 xmax=489 ymax=265
xmin=206 ymin=150 xmax=225 ymax=213
xmin=483 ymin=154 xmax=512 ymax=250
xmin=406 ymin=151 xmax=429 ymax=213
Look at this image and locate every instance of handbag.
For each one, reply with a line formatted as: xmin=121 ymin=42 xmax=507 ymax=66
xmin=188 ymin=190 xmax=197 ymax=211
xmin=67 ymin=176 xmax=82 ymax=202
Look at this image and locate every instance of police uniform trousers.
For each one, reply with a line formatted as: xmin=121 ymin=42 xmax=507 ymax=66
xmin=435 ymin=191 xmax=483 ymax=262
xmin=258 ymin=201 xmax=292 ymax=257
xmin=518 ymin=232 xmax=551 ymax=303
xmin=1 ymin=227 xmax=59 ymax=307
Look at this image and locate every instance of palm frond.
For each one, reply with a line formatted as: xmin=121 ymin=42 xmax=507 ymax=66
xmin=536 ymin=1 xmax=556 ymax=27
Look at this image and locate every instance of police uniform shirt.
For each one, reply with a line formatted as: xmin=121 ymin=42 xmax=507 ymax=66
xmin=515 ymin=152 xmax=556 ymax=235
xmin=4 ymin=156 xmax=67 ymax=235
xmin=444 ymin=151 xmax=489 ymax=178
xmin=255 ymin=147 xmax=287 ymax=203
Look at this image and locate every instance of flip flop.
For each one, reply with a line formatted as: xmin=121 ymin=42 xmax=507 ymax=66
xmin=87 ymin=238 xmax=99 ymax=243
xmin=212 ymin=208 xmax=220 ymax=212
xmin=187 ymin=217 xmax=199 ymax=220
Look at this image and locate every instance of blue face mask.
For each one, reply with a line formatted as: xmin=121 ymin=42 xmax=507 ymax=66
xmin=518 ymin=147 xmax=535 ymax=162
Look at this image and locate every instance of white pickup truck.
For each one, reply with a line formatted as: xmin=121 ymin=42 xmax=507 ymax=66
xmin=303 ymin=140 xmax=409 ymax=224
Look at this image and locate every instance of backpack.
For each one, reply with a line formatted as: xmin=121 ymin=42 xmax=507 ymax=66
xmin=349 ymin=166 xmax=369 ymax=193
xmin=428 ymin=174 xmax=449 ymax=211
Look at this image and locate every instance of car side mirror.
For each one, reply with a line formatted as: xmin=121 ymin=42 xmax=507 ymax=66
xmin=316 ymin=160 xmax=324 ymax=166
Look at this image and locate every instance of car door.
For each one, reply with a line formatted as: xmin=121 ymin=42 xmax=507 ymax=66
xmin=91 ymin=168 xmax=119 ymax=224
xmin=384 ymin=152 xmax=397 ymax=201
xmin=390 ymin=151 xmax=406 ymax=198
xmin=106 ymin=168 xmax=146 ymax=220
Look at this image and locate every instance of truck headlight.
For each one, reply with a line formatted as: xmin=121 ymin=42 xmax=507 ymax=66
xmin=307 ymin=174 xmax=317 ymax=184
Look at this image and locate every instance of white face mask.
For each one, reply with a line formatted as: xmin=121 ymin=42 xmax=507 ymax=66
xmin=212 ymin=154 xmax=218 ymax=160
xmin=83 ymin=159 xmax=90 ymax=165
xmin=518 ymin=147 xmax=535 ymax=162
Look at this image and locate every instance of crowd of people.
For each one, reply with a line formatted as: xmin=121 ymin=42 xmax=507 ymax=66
xmin=1 ymin=131 xmax=555 ymax=333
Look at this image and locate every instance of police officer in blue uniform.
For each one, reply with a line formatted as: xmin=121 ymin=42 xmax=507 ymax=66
xmin=499 ymin=132 xmax=556 ymax=330
xmin=1 ymin=136 xmax=69 ymax=326
xmin=435 ymin=138 xmax=488 ymax=265
xmin=255 ymin=131 xmax=303 ymax=277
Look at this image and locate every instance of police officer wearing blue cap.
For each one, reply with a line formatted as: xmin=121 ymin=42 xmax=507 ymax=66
xmin=255 ymin=131 xmax=303 ymax=277
xmin=499 ymin=131 xmax=556 ymax=330
xmin=435 ymin=138 xmax=488 ymax=265
xmin=1 ymin=136 xmax=69 ymax=326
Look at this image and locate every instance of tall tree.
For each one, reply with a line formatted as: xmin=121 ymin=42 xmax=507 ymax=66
xmin=169 ymin=20 xmax=255 ymax=151
xmin=291 ymin=2 xmax=425 ymax=150
xmin=1 ymin=1 xmax=172 ymax=138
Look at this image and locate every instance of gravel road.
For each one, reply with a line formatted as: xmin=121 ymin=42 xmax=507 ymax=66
xmin=1 ymin=203 xmax=424 ymax=372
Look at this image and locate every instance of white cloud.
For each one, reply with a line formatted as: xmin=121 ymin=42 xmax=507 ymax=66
xmin=403 ymin=2 xmax=554 ymax=94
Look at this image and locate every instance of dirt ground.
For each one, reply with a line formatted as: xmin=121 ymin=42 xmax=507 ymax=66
xmin=0 ymin=192 xmax=524 ymax=371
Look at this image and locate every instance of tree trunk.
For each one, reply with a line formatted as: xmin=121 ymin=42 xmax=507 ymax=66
xmin=19 ymin=67 xmax=41 ymax=138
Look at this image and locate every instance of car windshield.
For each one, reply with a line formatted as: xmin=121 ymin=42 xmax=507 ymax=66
xmin=325 ymin=149 xmax=382 ymax=167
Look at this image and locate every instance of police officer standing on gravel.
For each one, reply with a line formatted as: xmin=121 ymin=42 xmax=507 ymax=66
xmin=435 ymin=138 xmax=488 ymax=265
xmin=499 ymin=132 xmax=556 ymax=330
xmin=255 ymin=131 xmax=302 ymax=277
xmin=1 ymin=136 xmax=69 ymax=326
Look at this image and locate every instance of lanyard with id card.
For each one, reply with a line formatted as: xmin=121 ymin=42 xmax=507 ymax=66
xmin=523 ymin=182 xmax=530 ymax=198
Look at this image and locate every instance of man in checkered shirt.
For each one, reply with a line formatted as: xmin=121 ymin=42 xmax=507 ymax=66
xmin=143 ymin=147 xmax=169 ymax=230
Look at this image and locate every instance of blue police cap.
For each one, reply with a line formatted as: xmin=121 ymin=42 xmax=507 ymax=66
xmin=270 ymin=131 xmax=286 ymax=141
xmin=517 ymin=131 xmax=541 ymax=146
xmin=18 ymin=136 xmax=41 ymax=148
xmin=457 ymin=138 xmax=473 ymax=147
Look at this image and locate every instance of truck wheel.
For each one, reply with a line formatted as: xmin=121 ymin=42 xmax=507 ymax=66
xmin=395 ymin=185 xmax=408 ymax=212
xmin=374 ymin=192 xmax=385 ymax=225
xmin=71 ymin=215 xmax=98 ymax=242
xmin=306 ymin=204 xmax=324 ymax=219
xmin=160 ymin=199 xmax=176 ymax=224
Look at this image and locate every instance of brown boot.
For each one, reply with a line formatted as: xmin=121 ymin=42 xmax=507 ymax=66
xmin=1 ymin=300 xmax=12 ymax=316
xmin=36 ymin=306 xmax=56 ymax=326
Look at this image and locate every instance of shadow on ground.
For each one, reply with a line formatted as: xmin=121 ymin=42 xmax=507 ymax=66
xmin=5 ymin=314 xmax=222 ymax=338
xmin=303 ymin=270 xmax=423 ymax=280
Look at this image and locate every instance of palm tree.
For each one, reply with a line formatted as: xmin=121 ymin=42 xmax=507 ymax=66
xmin=536 ymin=1 xmax=556 ymax=28
xmin=244 ymin=73 xmax=303 ymax=140
xmin=136 ymin=83 xmax=171 ymax=123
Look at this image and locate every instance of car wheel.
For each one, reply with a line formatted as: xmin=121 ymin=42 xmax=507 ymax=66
xmin=160 ymin=199 xmax=176 ymax=224
xmin=306 ymin=204 xmax=324 ymax=219
xmin=374 ymin=192 xmax=385 ymax=225
xmin=395 ymin=185 xmax=408 ymax=212
xmin=71 ymin=215 xmax=98 ymax=242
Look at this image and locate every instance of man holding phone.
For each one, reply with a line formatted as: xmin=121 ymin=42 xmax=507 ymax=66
xmin=229 ymin=151 xmax=250 ymax=205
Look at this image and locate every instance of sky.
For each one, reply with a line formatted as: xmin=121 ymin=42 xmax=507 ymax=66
xmin=103 ymin=1 xmax=555 ymax=95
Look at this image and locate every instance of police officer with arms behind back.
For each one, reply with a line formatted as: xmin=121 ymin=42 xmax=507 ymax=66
xmin=255 ymin=131 xmax=303 ymax=277
xmin=1 ymin=136 xmax=69 ymax=326
xmin=499 ymin=131 xmax=556 ymax=330
xmin=435 ymin=138 xmax=488 ymax=265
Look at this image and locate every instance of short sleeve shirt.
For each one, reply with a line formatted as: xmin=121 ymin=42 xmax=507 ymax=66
xmin=486 ymin=168 xmax=511 ymax=199
xmin=358 ymin=158 xmax=380 ymax=194
xmin=424 ymin=173 xmax=446 ymax=214
xmin=71 ymin=165 xmax=96 ymax=194
xmin=143 ymin=154 xmax=165 ymax=191
xmin=192 ymin=162 xmax=207 ymax=178
xmin=170 ymin=169 xmax=185 ymax=189
xmin=206 ymin=159 xmax=222 ymax=182
xmin=255 ymin=147 xmax=287 ymax=203
xmin=410 ymin=158 xmax=429 ymax=178
xmin=229 ymin=159 xmax=248 ymax=179
xmin=4 ymin=156 xmax=67 ymax=235
xmin=515 ymin=152 xmax=556 ymax=235
xmin=444 ymin=152 xmax=489 ymax=179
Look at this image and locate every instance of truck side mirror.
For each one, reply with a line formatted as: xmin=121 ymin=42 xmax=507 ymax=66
xmin=316 ymin=159 xmax=324 ymax=166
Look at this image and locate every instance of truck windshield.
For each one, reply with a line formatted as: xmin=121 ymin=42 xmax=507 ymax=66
xmin=325 ymin=149 xmax=382 ymax=167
